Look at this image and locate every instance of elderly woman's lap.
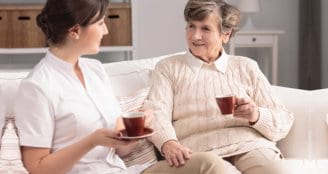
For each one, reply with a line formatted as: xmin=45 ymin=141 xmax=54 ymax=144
xmin=225 ymin=148 xmax=288 ymax=174
xmin=142 ymin=152 xmax=225 ymax=174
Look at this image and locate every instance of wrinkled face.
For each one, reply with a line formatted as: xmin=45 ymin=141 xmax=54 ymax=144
xmin=78 ymin=16 xmax=108 ymax=55
xmin=186 ymin=13 xmax=230 ymax=62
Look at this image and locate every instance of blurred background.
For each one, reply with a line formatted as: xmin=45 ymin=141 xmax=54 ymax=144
xmin=0 ymin=0 xmax=326 ymax=89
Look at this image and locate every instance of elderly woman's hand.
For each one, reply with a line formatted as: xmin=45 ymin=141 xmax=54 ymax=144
xmin=138 ymin=108 xmax=153 ymax=128
xmin=162 ymin=140 xmax=192 ymax=167
xmin=234 ymin=96 xmax=260 ymax=124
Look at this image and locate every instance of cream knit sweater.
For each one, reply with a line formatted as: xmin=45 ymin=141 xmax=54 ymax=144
xmin=148 ymin=51 xmax=294 ymax=157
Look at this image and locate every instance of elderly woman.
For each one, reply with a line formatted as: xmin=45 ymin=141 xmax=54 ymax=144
xmin=148 ymin=0 xmax=294 ymax=174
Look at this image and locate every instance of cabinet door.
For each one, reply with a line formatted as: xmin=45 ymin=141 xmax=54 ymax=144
xmin=102 ymin=6 xmax=132 ymax=46
xmin=11 ymin=9 xmax=45 ymax=48
xmin=0 ymin=10 xmax=12 ymax=48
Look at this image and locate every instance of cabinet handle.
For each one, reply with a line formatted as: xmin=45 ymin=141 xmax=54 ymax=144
xmin=18 ymin=16 xmax=31 ymax=21
xmin=108 ymin=15 xmax=120 ymax=19
xmin=0 ymin=16 xmax=2 ymax=20
xmin=252 ymin=37 xmax=256 ymax=42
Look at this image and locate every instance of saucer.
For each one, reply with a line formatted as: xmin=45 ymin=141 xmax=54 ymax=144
xmin=119 ymin=128 xmax=155 ymax=140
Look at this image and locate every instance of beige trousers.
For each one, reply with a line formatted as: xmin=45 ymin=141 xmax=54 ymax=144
xmin=142 ymin=152 xmax=225 ymax=174
xmin=223 ymin=148 xmax=288 ymax=174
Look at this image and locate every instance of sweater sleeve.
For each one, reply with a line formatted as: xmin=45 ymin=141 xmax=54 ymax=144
xmin=147 ymin=60 xmax=178 ymax=152
xmin=248 ymin=61 xmax=294 ymax=142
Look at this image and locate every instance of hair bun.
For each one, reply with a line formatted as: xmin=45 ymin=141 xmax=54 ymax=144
xmin=36 ymin=10 xmax=51 ymax=39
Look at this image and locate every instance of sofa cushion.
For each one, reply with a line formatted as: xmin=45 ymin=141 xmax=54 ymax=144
xmin=272 ymin=85 xmax=310 ymax=159
xmin=0 ymin=71 xmax=29 ymax=136
xmin=0 ymin=81 xmax=5 ymax=135
xmin=104 ymin=52 xmax=184 ymax=96
xmin=0 ymin=72 xmax=29 ymax=118
xmin=284 ymin=159 xmax=328 ymax=174
xmin=117 ymin=87 xmax=150 ymax=113
xmin=310 ymin=89 xmax=328 ymax=159
xmin=0 ymin=120 xmax=28 ymax=173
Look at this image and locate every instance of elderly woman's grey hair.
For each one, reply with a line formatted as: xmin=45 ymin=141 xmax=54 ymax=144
xmin=184 ymin=0 xmax=240 ymax=38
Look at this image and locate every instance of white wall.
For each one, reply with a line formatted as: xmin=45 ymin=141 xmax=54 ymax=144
xmin=322 ymin=0 xmax=328 ymax=88
xmin=135 ymin=0 xmax=299 ymax=88
xmin=249 ymin=0 xmax=299 ymax=88
xmin=133 ymin=0 xmax=188 ymax=59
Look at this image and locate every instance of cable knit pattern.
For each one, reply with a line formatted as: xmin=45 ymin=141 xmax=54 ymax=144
xmin=148 ymin=52 xmax=294 ymax=157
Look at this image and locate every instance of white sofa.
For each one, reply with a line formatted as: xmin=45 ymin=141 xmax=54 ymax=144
xmin=1 ymin=52 xmax=328 ymax=173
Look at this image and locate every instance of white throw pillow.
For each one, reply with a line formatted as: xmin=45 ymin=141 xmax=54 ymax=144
xmin=117 ymin=87 xmax=151 ymax=113
xmin=0 ymin=120 xmax=28 ymax=173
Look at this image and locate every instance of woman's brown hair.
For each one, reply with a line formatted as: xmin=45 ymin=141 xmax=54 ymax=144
xmin=184 ymin=0 xmax=240 ymax=38
xmin=37 ymin=0 xmax=109 ymax=45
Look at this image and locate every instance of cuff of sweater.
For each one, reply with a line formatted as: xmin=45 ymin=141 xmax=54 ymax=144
xmin=251 ymin=107 xmax=273 ymax=133
xmin=150 ymin=129 xmax=178 ymax=154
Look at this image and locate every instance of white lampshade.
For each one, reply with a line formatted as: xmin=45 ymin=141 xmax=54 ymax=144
xmin=237 ymin=0 xmax=260 ymax=29
xmin=237 ymin=0 xmax=260 ymax=13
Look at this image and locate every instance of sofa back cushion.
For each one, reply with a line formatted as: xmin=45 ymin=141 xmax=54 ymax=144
xmin=0 ymin=71 xmax=29 ymax=129
xmin=0 ymin=79 xmax=5 ymax=134
xmin=310 ymin=89 xmax=328 ymax=159
xmin=104 ymin=52 xmax=183 ymax=96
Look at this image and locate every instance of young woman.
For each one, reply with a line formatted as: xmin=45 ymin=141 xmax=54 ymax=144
xmin=14 ymin=0 xmax=226 ymax=174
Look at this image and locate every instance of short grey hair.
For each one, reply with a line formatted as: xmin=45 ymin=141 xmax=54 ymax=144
xmin=184 ymin=0 xmax=240 ymax=38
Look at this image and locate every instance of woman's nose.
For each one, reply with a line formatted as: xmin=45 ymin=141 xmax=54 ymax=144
xmin=192 ymin=30 xmax=202 ymax=40
xmin=103 ymin=24 xmax=109 ymax=35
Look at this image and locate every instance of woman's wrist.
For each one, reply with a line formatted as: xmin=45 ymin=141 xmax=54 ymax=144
xmin=84 ymin=132 xmax=98 ymax=149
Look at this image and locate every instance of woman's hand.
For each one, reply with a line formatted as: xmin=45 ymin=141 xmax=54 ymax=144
xmin=139 ymin=108 xmax=154 ymax=128
xmin=115 ymin=140 xmax=142 ymax=157
xmin=234 ymin=96 xmax=260 ymax=124
xmin=89 ymin=128 xmax=129 ymax=148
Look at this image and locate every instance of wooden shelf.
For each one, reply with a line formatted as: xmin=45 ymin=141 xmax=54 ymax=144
xmin=0 ymin=3 xmax=132 ymax=48
xmin=0 ymin=46 xmax=133 ymax=54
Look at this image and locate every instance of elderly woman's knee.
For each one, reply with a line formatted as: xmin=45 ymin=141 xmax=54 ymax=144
xmin=192 ymin=152 xmax=224 ymax=167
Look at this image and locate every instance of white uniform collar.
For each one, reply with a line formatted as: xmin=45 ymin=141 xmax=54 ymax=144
xmin=186 ymin=48 xmax=229 ymax=74
xmin=45 ymin=50 xmax=81 ymax=72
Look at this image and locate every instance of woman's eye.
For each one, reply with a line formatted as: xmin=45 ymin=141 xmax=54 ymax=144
xmin=202 ymin=27 xmax=210 ymax=31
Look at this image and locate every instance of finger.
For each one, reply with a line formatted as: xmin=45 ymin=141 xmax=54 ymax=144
xmin=166 ymin=157 xmax=173 ymax=166
xmin=236 ymin=97 xmax=250 ymax=105
xmin=175 ymin=151 xmax=186 ymax=166
xmin=171 ymin=155 xmax=180 ymax=167
xmin=182 ymin=148 xmax=191 ymax=160
xmin=235 ymin=104 xmax=250 ymax=112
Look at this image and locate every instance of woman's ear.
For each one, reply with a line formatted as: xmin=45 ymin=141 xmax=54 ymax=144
xmin=223 ymin=29 xmax=233 ymax=44
xmin=68 ymin=24 xmax=80 ymax=40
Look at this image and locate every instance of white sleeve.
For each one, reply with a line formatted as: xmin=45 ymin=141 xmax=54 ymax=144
xmin=14 ymin=80 xmax=54 ymax=148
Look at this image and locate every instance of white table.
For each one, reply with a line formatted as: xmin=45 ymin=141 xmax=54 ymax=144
xmin=229 ymin=30 xmax=284 ymax=85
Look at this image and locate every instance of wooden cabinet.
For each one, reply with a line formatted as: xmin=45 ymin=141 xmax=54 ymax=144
xmin=0 ymin=5 xmax=45 ymax=48
xmin=102 ymin=3 xmax=132 ymax=46
xmin=0 ymin=3 xmax=132 ymax=48
xmin=0 ymin=10 xmax=10 ymax=48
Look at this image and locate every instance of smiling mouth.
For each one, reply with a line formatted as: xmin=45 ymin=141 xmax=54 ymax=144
xmin=193 ymin=43 xmax=205 ymax=47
